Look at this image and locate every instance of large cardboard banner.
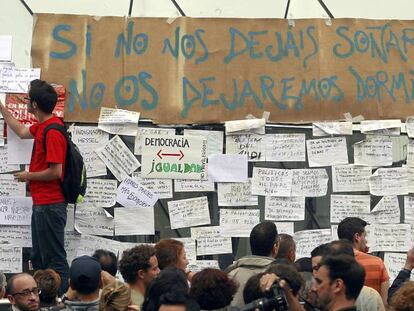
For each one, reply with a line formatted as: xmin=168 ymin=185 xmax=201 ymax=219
xmin=32 ymin=15 xmax=414 ymax=124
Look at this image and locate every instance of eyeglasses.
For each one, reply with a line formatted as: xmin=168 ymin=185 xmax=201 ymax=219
xmin=11 ymin=288 xmax=41 ymax=297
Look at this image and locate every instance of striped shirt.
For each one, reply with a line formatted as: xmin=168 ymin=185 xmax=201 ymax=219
xmin=355 ymin=250 xmax=389 ymax=293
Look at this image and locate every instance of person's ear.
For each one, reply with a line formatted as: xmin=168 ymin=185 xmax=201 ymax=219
xmin=138 ymin=269 xmax=145 ymax=280
xmin=7 ymin=294 xmax=15 ymax=304
xmin=332 ymin=279 xmax=344 ymax=294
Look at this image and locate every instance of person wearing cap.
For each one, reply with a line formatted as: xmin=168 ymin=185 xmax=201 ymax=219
xmin=60 ymin=256 xmax=102 ymax=311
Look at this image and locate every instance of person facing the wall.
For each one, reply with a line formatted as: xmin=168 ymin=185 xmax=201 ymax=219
xmin=0 ymin=79 xmax=68 ymax=294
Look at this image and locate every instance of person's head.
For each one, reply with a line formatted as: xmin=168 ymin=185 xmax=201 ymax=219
xmin=119 ymin=245 xmax=160 ymax=287
xmin=99 ymin=280 xmax=131 ymax=311
xmin=327 ymin=240 xmax=354 ymax=257
xmin=265 ymin=264 xmax=304 ymax=297
xmin=294 ymin=257 xmax=312 ymax=273
xmin=243 ymin=272 xmax=266 ymax=304
xmin=69 ymin=255 xmax=102 ymax=296
xmin=92 ymin=249 xmax=118 ymax=277
xmin=0 ymin=272 xmax=6 ymax=298
xmin=249 ymin=221 xmax=278 ymax=257
xmin=155 ymin=239 xmax=189 ymax=271
xmin=190 ymin=268 xmax=238 ymax=310
xmin=142 ymin=267 xmax=190 ymax=311
xmin=311 ymin=255 xmax=365 ymax=311
xmin=390 ymin=281 xmax=414 ymax=311
xmin=27 ymin=79 xmax=57 ymax=115
xmin=276 ymin=234 xmax=296 ymax=263
xmin=310 ymin=243 xmax=330 ymax=277
xmin=337 ymin=217 xmax=368 ymax=252
xmin=33 ymin=269 xmax=61 ymax=305
xmin=6 ymin=273 xmax=40 ymax=311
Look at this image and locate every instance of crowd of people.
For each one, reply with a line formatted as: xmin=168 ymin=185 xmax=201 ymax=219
xmin=1 ymin=217 xmax=414 ymax=311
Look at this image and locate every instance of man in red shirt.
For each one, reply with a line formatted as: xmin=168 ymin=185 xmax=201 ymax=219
xmin=0 ymin=79 xmax=68 ymax=294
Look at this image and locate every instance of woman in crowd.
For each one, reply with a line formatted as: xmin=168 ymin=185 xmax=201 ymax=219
xmin=155 ymin=239 xmax=192 ymax=280
xmin=33 ymin=269 xmax=61 ymax=310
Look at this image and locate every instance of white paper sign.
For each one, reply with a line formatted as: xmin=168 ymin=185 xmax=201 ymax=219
xmin=134 ymin=127 xmax=175 ymax=155
xmin=65 ymin=205 xmax=75 ymax=232
xmin=354 ymin=136 xmax=393 ymax=167
xmin=115 ymin=207 xmax=155 ymax=235
xmin=217 ymin=180 xmax=257 ymax=206
xmin=0 ymin=225 xmax=31 ymax=247
xmin=191 ymin=226 xmax=232 ymax=256
xmin=96 ymin=135 xmax=141 ymax=181
xmin=361 ymin=120 xmax=401 ymax=135
xmin=75 ymin=204 xmax=114 ymax=236
xmin=141 ymin=134 xmax=207 ymax=180
xmin=168 ymin=197 xmax=211 ymax=229
xmin=274 ymin=222 xmax=295 ymax=235
xmin=82 ymin=179 xmax=117 ymax=207
xmin=0 ymin=246 xmax=22 ymax=273
xmin=184 ymin=129 xmax=224 ymax=157
xmin=312 ymin=122 xmax=353 ymax=136
xmin=75 ymin=234 xmax=120 ymax=260
xmin=0 ymin=174 xmax=25 ymax=196
xmin=265 ymin=196 xmax=305 ymax=221
xmin=294 ymin=229 xmax=333 ymax=259
xmin=251 ymin=167 xmax=293 ymax=196
xmin=225 ymin=118 xmax=266 ymax=134
xmin=132 ymin=172 xmax=173 ymax=199
xmin=6 ymin=126 xmax=33 ymax=164
xmin=265 ymin=134 xmax=306 ymax=162
xmin=369 ymin=196 xmax=400 ymax=224
xmin=79 ymin=146 xmax=107 ymax=178
xmin=220 ymin=209 xmax=260 ymax=237
xmin=0 ymin=35 xmax=12 ymax=61
xmin=0 ymin=146 xmax=19 ymax=173
xmin=0 ymin=67 xmax=40 ymax=93
xmin=407 ymin=117 xmax=414 ymax=138
xmin=175 ymin=179 xmax=215 ymax=192
xmin=384 ymin=253 xmax=414 ymax=284
xmin=208 ymin=154 xmax=248 ymax=182
xmin=408 ymin=139 xmax=414 ymax=167
xmin=291 ymin=169 xmax=328 ymax=197
xmin=188 ymin=260 xmax=220 ymax=273
xmin=404 ymin=196 xmax=414 ymax=224
xmin=330 ymin=195 xmax=371 ymax=223
xmin=332 ymin=165 xmax=371 ymax=192
xmin=306 ymin=137 xmax=348 ymax=167
xmin=0 ymin=197 xmax=32 ymax=225
xmin=369 ymin=167 xmax=409 ymax=196
xmin=98 ymin=107 xmax=140 ymax=136
xmin=71 ymin=126 xmax=109 ymax=146
xmin=226 ymin=134 xmax=265 ymax=162
xmin=367 ymin=224 xmax=411 ymax=252
xmin=117 ymin=176 xmax=158 ymax=208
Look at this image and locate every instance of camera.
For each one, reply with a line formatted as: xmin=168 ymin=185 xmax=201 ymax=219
xmin=239 ymin=283 xmax=288 ymax=311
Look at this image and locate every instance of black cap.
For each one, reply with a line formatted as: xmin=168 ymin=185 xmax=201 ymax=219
xmin=69 ymin=255 xmax=101 ymax=294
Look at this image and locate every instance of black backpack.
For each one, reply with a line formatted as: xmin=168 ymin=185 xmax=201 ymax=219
xmin=42 ymin=123 xmax=87 ymax=204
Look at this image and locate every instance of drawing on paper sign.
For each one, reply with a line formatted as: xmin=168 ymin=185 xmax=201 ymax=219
xmin=141 ymin=135 xmax=207 ymax=180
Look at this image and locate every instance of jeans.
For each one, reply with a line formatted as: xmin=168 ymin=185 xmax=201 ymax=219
xmin=31 ymin=202 xmax=69 ymax=295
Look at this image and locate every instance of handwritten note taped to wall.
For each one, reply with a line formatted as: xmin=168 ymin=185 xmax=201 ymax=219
xmin=367 ymin=224 xmax=411 ymax=252
xmin=332 ymin=165 xmax=371 ymax=192
xmin=265 ymin=196 xmax=305 ymax=221
xmin=184 ymin=129 xmax=224 ymax=157
xmin=117 ymin=176 xmax=158 ymax=208
xmin=306 ymin=137 xmax=348 ymax=167
xmin=369 ymin=196 xmax=400 ymax=224
xmin=220 ymin=209 xmax=260 ymax=237
xmin=0 ymin=197 xmax=32 ymax=225
xmin=132 ymin=172 xmax=173 ymax=199
xmin=72 ymin=126 xmax=109 ymax=146
xmin=0 ymin=174 xmax=26 ymax=196
xmin=0 ymin=66 xmax=40 ymax=93
xmin=79 ymin=146 xmax=107 ymax=178
xmin=75 ymin=205 xmax=114 ymax=236
xmin=226 ymin=134 xmax=265 ymax=162
xmin=294 ymin=229 xmax=333 ymax=259
xmin=330 ymin=195 xmax=370 ymax=223
xmin=251 ymin=167 xmax=292 ymax=196
xmin=168 ymin=197 xmax=211 ymax=229
xmin=141 ymin=134 xmax=207 ymax=180
xmin=191 ymin=226 xmax=232 ymax=256
xmin=0 ymin=225 xmax=31 ymax=247
xmin=354 ymin=136 xmax=393 ymax=167
xmin=134 ymin=127 xmax=175 ymax=155
xmin=217 ymin=180 xmax=257 ymax=206
xmin=175 ymin=179 xmax=215 ymax=192
xmin=384 ymin=253 xmax=414 ymax=284
xmin=0 ymin=146 xmax=19 ymax=173
xmin=82 ymin=179 xmax=117 ymax=207
xmin=33 ymin=16 xmax=414 ymax=124
xmin=0 ymin=246 xmax=22 ymax=273
xmin=98 ymin=107 xmax=140 ymax=136
xmin=114 ymin=207 xmax=155 ymax=235
xmin=291 ymin=169 xmax=328 ymax=197
xmin=265 ymin=134 xmax=306 ymax=162
xmin=369 ymin=167 xmax=409 ymax=196
xmin=404 ymin=196 xmax=414 ymax=224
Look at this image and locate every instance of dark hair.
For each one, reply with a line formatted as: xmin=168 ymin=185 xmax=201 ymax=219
xmin=159 ymin=290 xmax=200 ymax=311
xmin=243 ymin=272 xmax=266 ymax=304
xmin=250 ymin=221 xmax=278 ymax=257
xmin=310 ymin=243 xmax=330 ymax=258
xmin=276 ymin=234 xmax=295 ymax=261
xmin=294 ymin=257 xmax=312 ymax=273
xmin=33 ymin=269 xmax=61 ymax=304
xmin=119 ymin=245 xmax=156 ymax=284
xmin=28 ymin=79 xmax=57 ymax=114
xmin=142 ymin=267 xmax=189 ymax=311
xmin=319 ymin=255 xmax=365 ymax=300
xmin=190 ymin=268 xmax=238 ymax=310
xmin=155 ymin=239 xmax=184 ymax=270
xmin=337 ymin=217 xmax=367 ymax=243
xmin=390 ymin=281 xmax=414 ymax=311
xmin=6 ymin=273 xmax=32 ymax=295
xmin=327 ymin=240 xmax=354 ymax=257
xmin=92 ymin=249 xmax=118 ymax=276
xmin=265 ymin=263 xmax=304 ymax=296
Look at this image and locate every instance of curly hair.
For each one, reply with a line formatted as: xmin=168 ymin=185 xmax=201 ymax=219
xmin=190 ymin=268 xmax=238 ymax=310
xmin=391 ymin=281 xmax=414 ymax=311
xmin=155 ymin=239 xmax=184 ymax=270
xmin=119 ymin=245 xmax=156 ymax=284
xmin=33 ymin=269 xmax=61 ymax=304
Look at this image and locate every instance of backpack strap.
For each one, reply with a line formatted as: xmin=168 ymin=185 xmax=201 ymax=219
xmin=42 ymin=123 xmax=68 ymax=153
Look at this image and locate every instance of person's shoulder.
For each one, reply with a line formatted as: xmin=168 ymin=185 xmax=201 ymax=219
xmin=355 ymin=251 xmax=383 ymax=263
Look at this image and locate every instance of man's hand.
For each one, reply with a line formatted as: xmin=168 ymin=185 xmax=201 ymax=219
xmin=404 ymin=248 xmax=414 ymax=271
xmin=13 ymin=171 xmax=29 ymax=182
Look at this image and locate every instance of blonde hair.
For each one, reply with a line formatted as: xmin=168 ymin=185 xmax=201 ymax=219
xmin=391 ymin=281 xmax=414 ymax=311
xmin=99 ymin=281 xmax=131 ymax=311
